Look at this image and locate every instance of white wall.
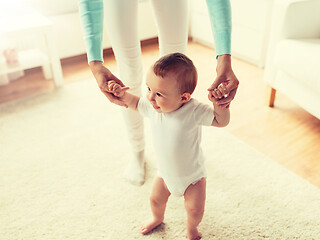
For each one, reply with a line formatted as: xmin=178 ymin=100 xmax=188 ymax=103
xmin=189 ymin=0 xmax=274 ymax=67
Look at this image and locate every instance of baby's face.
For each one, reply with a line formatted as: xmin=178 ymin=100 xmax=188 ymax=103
xmin=146 ymin=69 xmax=187 ymax=113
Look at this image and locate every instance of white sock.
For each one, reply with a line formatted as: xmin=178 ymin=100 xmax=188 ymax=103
xmin=123 ymin=150 xmax=145 ymax=186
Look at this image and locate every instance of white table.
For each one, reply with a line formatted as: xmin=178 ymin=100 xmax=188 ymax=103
xmin=0 ymin=11 xmax=63 ymax=87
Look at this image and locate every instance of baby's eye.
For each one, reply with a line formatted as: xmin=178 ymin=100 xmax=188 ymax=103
xmin=156 ymin=93 xmax=162 ymax=97
xmin=147 ymin=86 xmax=151 ymax=91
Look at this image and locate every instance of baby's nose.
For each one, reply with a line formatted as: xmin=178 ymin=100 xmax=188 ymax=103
xmin=148 ymin=93 xmax=156 ymax=102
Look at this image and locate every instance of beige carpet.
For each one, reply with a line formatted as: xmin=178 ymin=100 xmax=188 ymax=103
xmin=1 ymin=80 xmax=320 ymax=240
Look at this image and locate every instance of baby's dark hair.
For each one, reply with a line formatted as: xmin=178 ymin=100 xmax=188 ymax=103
xmin=153 ymin=53 xmax=198 ymax=94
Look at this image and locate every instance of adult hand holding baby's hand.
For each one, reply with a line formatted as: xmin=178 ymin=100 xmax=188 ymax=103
xmin=89 ymin=61 xmax=129 ymax=107
xmin=107 ymin=80 xmax=129 ymax=98
xmin=208 ymin=55 xmax=239 ymax=108
xmin=208 ymin=83 xmax=229 ymax=109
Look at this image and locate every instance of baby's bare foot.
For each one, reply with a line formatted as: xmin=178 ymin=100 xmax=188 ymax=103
xmin=187 ymin=227 xmax=202 ymax=240
xmin=140 ymin=218 xmax=163 ymax=235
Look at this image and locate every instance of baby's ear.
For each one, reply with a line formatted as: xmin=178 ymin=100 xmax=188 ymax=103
xmin=181 ymin=92 xmax=191 ymax=103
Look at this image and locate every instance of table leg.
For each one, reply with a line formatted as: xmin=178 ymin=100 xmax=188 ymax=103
xmin=44 ymin=30 xmax=63 ymax=87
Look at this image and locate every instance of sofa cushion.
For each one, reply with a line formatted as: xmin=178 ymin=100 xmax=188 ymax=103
xmin=274 ymin=39 xmax=320 ymax=94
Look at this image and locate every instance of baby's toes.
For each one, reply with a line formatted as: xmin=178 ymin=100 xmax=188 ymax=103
xmin=140 ymin=225 xmax=147 ymax=234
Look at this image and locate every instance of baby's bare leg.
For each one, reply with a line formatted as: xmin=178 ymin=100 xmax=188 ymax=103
xmin=140 ymin=177 xmax=171 ymax=235
xmin=184 ymin=178 xmax=206 ymax=240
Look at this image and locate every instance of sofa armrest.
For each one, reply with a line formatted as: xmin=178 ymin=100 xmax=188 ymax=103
xmin=282 ymin=0 xmax=320 ymax=39
xmin=264 ymin=0 xmax=320 ymax=85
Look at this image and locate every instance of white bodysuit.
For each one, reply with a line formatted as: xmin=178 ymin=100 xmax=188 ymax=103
xmin=138 ymin=97 xmax=215 ymax=197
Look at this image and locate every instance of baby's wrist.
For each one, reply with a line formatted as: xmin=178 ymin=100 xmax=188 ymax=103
xmin=212 ymin=102 xmax=219 ymax=108
xmin=212 ymin=101 xmax=224 ymax=109
xmin=117 ymin=91 xmax=126 ymax=98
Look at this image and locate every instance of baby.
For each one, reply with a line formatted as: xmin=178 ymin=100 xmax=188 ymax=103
xmin=107 ymin=53 xmax=230 ymax=240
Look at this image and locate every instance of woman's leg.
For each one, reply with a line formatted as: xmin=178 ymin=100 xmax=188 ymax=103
xmin=140 ymin=177 xmax=171 ymax=235
xmin=184 ymin=178 xmax=206 ymax=240
xmin=104 ymin=0 xmax=145 ymax=185
xmin=150 ymin=0 xmax=189 ymax=56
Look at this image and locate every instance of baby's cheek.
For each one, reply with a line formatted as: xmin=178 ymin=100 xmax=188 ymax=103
xmin=156 ymin=98 xmax=164 ymax=105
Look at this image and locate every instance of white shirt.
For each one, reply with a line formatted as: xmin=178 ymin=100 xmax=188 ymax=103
xmin=138 ymin=97 xmax=214 ymax=179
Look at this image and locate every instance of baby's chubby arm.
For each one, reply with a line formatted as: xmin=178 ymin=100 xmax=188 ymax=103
xmin=107 ymin=81 xmax=140 ymax=111
xmin=208 ymin=83 xmax=230 ymax=127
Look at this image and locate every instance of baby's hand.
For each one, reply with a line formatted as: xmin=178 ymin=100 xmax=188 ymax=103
xmin=208 ymin=83 xmax=229 ymax=108
xmin=107 ymin=80 xmax=129 ymax=98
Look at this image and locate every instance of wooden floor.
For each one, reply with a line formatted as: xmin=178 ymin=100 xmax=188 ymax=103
xmin=1 ymin=41 xmax=320 ymax=188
